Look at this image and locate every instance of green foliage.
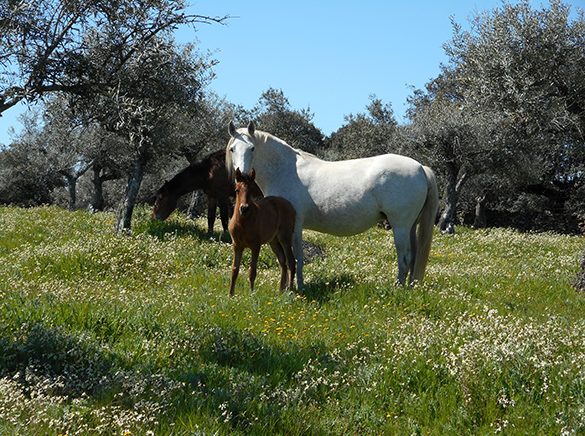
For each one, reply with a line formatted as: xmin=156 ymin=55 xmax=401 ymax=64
xmin=0 ymin=0 xmax=226 ymax=114
xmin=0 ymin=205 xmax=584 ymax=434
xmin=327 ymin=95 xmax=399 ymax=160
xmin=407 ymin=0 xmax=585 ymax=231
xmin=0 ymin=109 xmax=64 ymax=206
xmin=446 ymin=0 xmax=585 ymax=141
xmin=248 ymin=88 xmax=325 ymax=155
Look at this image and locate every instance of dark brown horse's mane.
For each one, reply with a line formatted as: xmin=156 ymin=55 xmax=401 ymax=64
xmin=158 ymin=149 xmax=227 ymax=197
xmin=152 ymin=148 xmax=234 ymax=232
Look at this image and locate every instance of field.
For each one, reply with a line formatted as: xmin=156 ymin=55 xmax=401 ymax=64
xmin=0 ymin=205 xmax=584 ymax=435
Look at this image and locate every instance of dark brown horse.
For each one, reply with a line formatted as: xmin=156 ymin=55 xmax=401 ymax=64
xmin=228 ymin=169 xmax=296 ymax=296
xmin=152 ymin=149 xmax=234 ymax=235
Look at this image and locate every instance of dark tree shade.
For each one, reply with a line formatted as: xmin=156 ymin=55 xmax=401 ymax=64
xmin=576 ymin=246 xmax=585 ymax=292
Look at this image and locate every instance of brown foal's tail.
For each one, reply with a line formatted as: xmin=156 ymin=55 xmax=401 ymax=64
xmin=412 ymin=166 xmax=439 ymax=283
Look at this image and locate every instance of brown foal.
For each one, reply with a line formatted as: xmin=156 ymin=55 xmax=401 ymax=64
xmin=228 ymin=169 xmax=296 ymax=296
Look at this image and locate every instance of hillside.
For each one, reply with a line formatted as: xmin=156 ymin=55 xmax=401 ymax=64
xmin=0 ymin=206 xmax=584 ymax=434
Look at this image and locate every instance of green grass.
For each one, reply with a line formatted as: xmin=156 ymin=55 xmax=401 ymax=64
xmin=0 ymin=205 xmax=584 ymax=435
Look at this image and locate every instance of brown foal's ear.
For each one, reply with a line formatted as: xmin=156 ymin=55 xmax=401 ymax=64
xmin=250 ymin=169 xmax=256 ymax=180
xmin=235 ymin=168 xmax=243 ymax=181
xmin=228 ymin=121 xmax=237 ymax=138
xmin=247 ymin=120 xmax=255 ymax=136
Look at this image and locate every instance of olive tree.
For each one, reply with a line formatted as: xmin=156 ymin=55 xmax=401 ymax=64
xmin=0 ymin=0 xmax=226 ymax=116
xmin=0 ymin=109 xmax=62 ymax=205
xmin=407 ymin=0 xmax=585 ymax=231
xmin=102 ymin=39 xmax=214 ymax=232
xmin=444 ymin=0 xmax=585 ymax=226
xmin=327 ymin=96 xmax=399 ymax=160
xmin=406 ymin=77 xmax=494 ymax=231
xmin=250 ymin=88 xmax=325 ymax=155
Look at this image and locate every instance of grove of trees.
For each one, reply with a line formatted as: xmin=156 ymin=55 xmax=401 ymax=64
xmin=407 ymin=0 xmax=585 ymax=232
xmin=1 ymin=0 xmax=584 ymax=236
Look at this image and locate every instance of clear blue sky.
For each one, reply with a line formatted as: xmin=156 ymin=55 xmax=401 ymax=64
xmin=188 ymin=0 xmax=494 ymax=133
xmin=1 ymin=0 xmax=583 ymax=144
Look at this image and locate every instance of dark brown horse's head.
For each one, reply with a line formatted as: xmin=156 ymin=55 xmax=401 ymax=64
xmin=151 ymin=184 xmax=177 ymax=220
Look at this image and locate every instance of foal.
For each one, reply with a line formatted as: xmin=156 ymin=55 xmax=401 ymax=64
xmin=228 ymin=169 xmax=296 ymax=296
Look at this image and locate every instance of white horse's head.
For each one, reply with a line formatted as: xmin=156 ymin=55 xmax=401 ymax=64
xmin=227 ymin=121 xmax=257 ymax=178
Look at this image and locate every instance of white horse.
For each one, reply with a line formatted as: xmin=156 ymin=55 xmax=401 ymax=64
xmin=226 ymin=121 xmax=439 ymax=289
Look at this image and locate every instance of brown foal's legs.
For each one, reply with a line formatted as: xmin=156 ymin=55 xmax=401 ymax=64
xmin=249 ymin=245 xmax=261 ymax=292
xmin=229 ymin=247 xmax=243 ymax=297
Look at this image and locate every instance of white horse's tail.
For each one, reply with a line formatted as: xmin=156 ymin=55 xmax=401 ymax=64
xmin=412 ymin=166 xmax=439 ymax=283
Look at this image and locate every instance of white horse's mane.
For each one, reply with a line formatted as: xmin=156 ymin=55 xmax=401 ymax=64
xmin=226 ymin=129 xmax=318 ymax=179
xmin=256 ymin=130 xmax=320 ymax=159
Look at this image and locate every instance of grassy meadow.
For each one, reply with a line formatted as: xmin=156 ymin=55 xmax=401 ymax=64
xmin=0 ymin=205 xmax=584 ymax=435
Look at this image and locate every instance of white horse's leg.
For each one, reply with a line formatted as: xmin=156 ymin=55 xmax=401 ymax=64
xmin=409 ymin=224 xmax=417 ymax=285
xmin=393 ymin=226 xmax=413 ymax=286
xmin=292 ymin=227 xmax=304 ymax=290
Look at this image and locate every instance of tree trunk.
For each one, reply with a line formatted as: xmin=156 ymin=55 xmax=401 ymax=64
xmin=116 ymin=156 xmax=146 ymax=233
xmin=91 ymin=165 xmax=105 ymax=212
xmin=473 ymin=195 xmax=487 ymax=228
xmin=439 ymin=166 xmax=468 ymax=233
xmin=439 ymin=171 xmax=458 ymax=232
xmin=65 ymin=175 xmax=77 ymax=211
xmin=187 ymin=190 xmax=206 ymax=219
xmin=61 ymin=163 xmax=92 ymax=212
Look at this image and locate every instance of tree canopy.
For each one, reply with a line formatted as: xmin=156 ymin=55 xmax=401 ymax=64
xmin=0 ymin=0 xmax=226 ymax=115
xmin=1 ymin=0 xmax=584 ymax=234
xmin=407 ymin=0 xmax=585 ymax=231
xmin=327 ymin=95 xmax=398 ymax=160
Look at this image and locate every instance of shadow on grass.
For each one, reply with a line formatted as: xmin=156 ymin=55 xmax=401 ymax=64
xmin=136 ymin=218 xmax=222 ymax=242
xmin=301 ymin=273 xmax=357 ymax=304
xmin=196 ymin=326 xmax=323 ymax=377
xmin=0 ymin=311 xmax=339 ymax=433
xmin=0 ymin=298 xmax=340 ymax=433
xmin=173 ymin=325 xmax=339 ymax=433
xmin=0 ymin=321 xmax=120 ymax=399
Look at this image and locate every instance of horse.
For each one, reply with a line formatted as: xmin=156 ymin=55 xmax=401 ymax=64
xmin=226 ymin=121 xmax=439 ymax=289
xmin=228 ymin=168 xmax=296 ymax=296
xmin=152 ymin=149 xmax=234 ymax=235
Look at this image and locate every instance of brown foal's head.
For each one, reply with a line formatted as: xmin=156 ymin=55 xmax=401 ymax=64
xmin=234 ymin=168 xmax=257 ymax=216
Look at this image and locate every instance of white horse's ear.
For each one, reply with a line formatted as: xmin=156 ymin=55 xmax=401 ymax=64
xmin=228 ymin=121 xmax=237 ymax=138
xmin=247 ymin=121 xmax=256 ymax=136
